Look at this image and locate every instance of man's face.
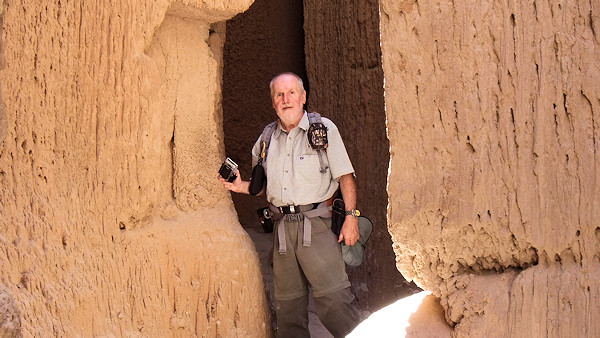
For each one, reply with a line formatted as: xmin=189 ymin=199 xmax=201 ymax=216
xmin=271 ymin=74 xmax=306 ymax=127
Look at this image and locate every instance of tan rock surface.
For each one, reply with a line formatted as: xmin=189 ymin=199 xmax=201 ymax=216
xmin=381 ymin=0 xmax=600 ymax=336
xmin=0 ymin=0 xmax=271 ymax=336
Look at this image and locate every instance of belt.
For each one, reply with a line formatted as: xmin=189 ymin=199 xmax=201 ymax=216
xmin=272 ymin=194 xmax=337 ymax=215
xmin=270 ymin=201 xmax=333 ymax=254
xmin=276 ymin=203 xmax=320 ymax=214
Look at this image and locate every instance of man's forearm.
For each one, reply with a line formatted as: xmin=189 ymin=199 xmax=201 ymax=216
xmin=339 ymin=174 xmax=357 ymax=211
xmin=338 ymin=173 xmax=359 ymax=245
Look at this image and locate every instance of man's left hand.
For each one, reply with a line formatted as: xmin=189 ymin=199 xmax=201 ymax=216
xmin=338 ymin=216 xmax=359 ymax=246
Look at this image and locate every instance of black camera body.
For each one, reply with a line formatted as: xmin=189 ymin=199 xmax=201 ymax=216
xmin=257 ymin=207 xmax=274 ymax=233
xmin=307 ymin=122 xmax=328 ymax=150
xmin=219 ymin=157 xmax=238 ymax=182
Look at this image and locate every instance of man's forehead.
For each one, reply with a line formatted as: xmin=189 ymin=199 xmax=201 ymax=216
xmin=273 ymin=76 xmax=301 ymax=91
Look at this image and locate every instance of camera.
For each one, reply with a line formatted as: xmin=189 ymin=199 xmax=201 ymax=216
xmin=307 ymin=122 xmax=328 ymax=150
xmin=256 ymin=207 xmax=274 ymax=233
xmin=218 ymin=157 xmax=238 ymax=182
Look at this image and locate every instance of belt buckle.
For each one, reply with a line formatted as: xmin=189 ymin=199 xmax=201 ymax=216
xmin=289 ymin=205 xmax=296 ymax=213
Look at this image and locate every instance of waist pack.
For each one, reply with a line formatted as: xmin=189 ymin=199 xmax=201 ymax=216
xmin=331 ymin=196 xmax=345 ymax=236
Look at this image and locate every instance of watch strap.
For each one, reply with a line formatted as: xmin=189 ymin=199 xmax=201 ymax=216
xmin=345 ymin=209 xmax=360 ymax=217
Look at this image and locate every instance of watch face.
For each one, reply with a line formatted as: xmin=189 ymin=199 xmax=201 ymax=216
xmin=346 ymin=209 xmax=360 ymax=217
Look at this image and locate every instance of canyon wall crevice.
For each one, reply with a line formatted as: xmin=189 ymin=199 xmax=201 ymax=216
xmin=303 ymin=0 xmax=418 ymax=311
xmin=222 ymin=0 xmax=307 ymax=227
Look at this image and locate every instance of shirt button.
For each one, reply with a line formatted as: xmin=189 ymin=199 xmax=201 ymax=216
xmin=283 ymin=188 xmax=287 ymax=190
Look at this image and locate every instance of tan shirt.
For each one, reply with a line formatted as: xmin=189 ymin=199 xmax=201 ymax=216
xmin=252 ymin=112 xmax=354 ymax=207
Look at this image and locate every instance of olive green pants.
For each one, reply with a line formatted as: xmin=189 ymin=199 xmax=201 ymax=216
xmin=273 ymin=216 xmax=360 ymax=337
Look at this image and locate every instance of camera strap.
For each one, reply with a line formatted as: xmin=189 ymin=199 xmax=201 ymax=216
xmin=248 ymin=121 xmax=278 ymax=195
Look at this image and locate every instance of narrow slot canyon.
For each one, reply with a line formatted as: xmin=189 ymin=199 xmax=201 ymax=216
xmin=1 ymin=0 xmax=598 ymax=336
xmin=221 ymin=0 xmax=421 ymax=317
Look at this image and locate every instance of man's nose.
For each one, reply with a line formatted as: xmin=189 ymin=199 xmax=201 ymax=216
xmin=282 ymin=93 xmax=289 ymax=103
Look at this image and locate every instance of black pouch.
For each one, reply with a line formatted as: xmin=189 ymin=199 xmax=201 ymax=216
xmin=331 ymin=198 xmax=345 ymax=236
xmin=257 ymin=207 xmax=274 ymax=233
xmin=249 ymin=164 xmax=266 ymax=195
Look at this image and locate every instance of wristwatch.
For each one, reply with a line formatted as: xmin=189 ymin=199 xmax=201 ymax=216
xmin=345 ymin=209 xmax=360 ymax=218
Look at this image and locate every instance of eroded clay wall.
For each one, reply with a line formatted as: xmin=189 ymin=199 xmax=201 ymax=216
xmin=381 ymin=0 xmax=600 ymax=336
xmin=0 ymin=0 xmax=271 ymax=336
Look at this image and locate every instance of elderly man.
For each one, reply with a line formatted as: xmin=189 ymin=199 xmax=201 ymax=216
xmin=220 ymin=72 xmax=361 ymax=337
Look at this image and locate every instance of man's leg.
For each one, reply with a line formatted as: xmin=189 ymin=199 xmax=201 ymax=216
xmin=273 ymin=218 xmax=310 ymax=337
xmin=274 ymin=295 xmax=310 ymax=338
xmin=297 ymin=217 xmax=361 ymax=337
xmin=313 ymin=287 xmax=361 ymax=338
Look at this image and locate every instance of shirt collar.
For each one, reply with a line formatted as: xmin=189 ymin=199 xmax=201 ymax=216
xmin=274 ymin=111 xmax=309 ymax=139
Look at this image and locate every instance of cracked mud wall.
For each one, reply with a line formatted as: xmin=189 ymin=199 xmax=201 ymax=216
xmin=381 ymin=0 xmax=600 ymax=336
xmin=0 ymin=0 xmax=271 ymax=336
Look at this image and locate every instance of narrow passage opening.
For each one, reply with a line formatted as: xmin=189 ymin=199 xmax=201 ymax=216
xmin=221 ymin=0 xmax=420 ymax=329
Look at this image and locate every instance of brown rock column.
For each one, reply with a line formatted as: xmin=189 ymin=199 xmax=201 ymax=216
xmin=303 ymin=0 xmax=417 ymax=311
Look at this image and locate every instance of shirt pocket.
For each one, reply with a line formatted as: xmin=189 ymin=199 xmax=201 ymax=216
xmin=295 ymin=154 xmax=321 ymax=184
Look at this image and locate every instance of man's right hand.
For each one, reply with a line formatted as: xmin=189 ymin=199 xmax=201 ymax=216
xmin=218 ymin=172 xmax=251 ymax=194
